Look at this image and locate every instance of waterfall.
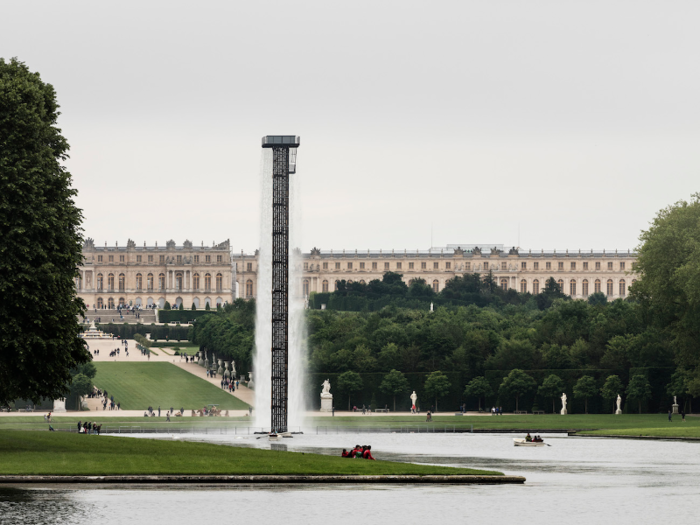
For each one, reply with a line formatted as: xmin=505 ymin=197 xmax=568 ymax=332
xmin=253 ymin=148 xmax=307 ymax=430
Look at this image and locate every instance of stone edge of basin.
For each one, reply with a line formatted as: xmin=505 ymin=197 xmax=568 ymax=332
xmin=0 ymin=475 xmax=525 ymax=484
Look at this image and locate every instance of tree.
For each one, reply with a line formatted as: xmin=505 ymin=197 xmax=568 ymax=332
xmin=632 ymin=194 xmax=700 ymax=375
xmin=0 ymin=58 xmax=90 ymax=405
xmin=179 ymin=302 xmax=184 ymax=311
xmin=626 ymin=374 xmax=652 ymax=414
xmin=337 ymin=370 xmax=363 ymax=411
xmin=379 ymin=369 xmax=409 ymax=411
xmin=464 ymin=376 xmax=493 ymax=411
xmin=164 ymin=301 xmax=172 ymax=310
xmin=538 ymin=374 xmax=564 ymax=414
xmin=587 ymin=292 xmax=607 ymax=306
xmin=499 ymin=369 xmax=536 ymax=412
xmin=205 ymin=301 xmax=211 ymax=311
xmin=191 ymin=302 xmax=197 ymax=311
xmin=573 ymin=375 xmax=598 ymax=414
xmin=424 ymin=371 xmax=451 ymax=412
xmin=601 ymin=375 xmax=624 ymax=414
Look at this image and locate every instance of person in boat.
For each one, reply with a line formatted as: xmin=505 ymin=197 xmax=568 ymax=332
xmin=525 ymin=433 xmax=532 ymax=442
xmin=363 ymin=445 xmax=376 ymax=460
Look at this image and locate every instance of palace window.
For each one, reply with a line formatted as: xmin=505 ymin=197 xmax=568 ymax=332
xmin=432 ymin=280 xmax=439 ymax=293
xmin=108 ymin=274 xmax=114 ymax=291
xmin=147 ymin=273 xmax=154 ymax=291
xmin=158 ymin=273 xmax=165 ymax=290
xmin=421 ymin=262 xmax=426 ymax=270
xmin=500 ymin=278 xmax=508 ymax=291
xmin=108 ymin=297 xmax=114 ymax=309
xmin=247 ymin=262 xmax=253 ymax=272
xmin=348 ymin=262 xmax=353 ymax=270
xmin=607 ymin=262 xmax=613 ymax=270
xmin=136 ymin=274 xmax=142 ymax=291
xmin=177 ymin=255 xmax=182 ymax=264
xmin=372 ymin=262 xmax=378 ymax=270
xmin=303 ymin=280 xmax=309 ymax=296
xmin=595 ymin=262 xmax=601 ymax=270
xmin=606 ymin=279 xmax=613 ymax=296
xmin=217 ymin=255 xmax=222 ymax=263
xmin=335 ymin=280 xmax=340 ymax=291
xmin=98 ymin=255 xmax=103 ymax=263
xmin=570 ymin=279 xmax=576 ymax=296
xmin=97 ymin=297 xmax=103 ymax=309
xmin=360 ymin=262 xmax=365 ymax=269
xmin=194 ymin=255 xmax=199 ymax=263
xmin=445 ymin=262 xmax=450 ymax=270
xmin=619 ymin=279 xmax=626 ymax=296
xmin=137 ymin=255 xmax=142 ymax=263
xmin=408 ymin=262 xmax=414 ymax=270
xmin=546 ymin=262 xmax=551 ymax=270
xmin=335 ymin=262 xmax=341 ymax=270
xmin=397 ymin=262 xmax=402 ymax=270
xmin=205 ymin=274 xmax=212 ymax=291
xmin=148 ymin=255 xmax=153 ymax=263
xmin=583 ymin=262 xmax=588 ymax=270
xmin=571 ymin=262 xmax=576 ymax=270
xmin=97 ymin=274 xmax=103 ymax=291
xmin=323 ymin=262 xmax=328 ymax=270
xmin=501 ymin=262 xmax=507 ymax=270
xmin=520 ymin=279 xmax=527 ymax=293
xmin=160 ymin=255 xmax=165 ymax=263
xmin=557 ymin=279 xmax=564 ymax=291
xmin=120 ymin=255 xmax=125 ymax=263
xmin=176 ymin=273 xmax=183 ymax=291
xmin=582 ymin=279 xmax=589 ymax=296
xmin=304 ymin=262 xmax=308 ymax=271
xmin=620 ymin=262 xmax=626 ymax=271
xmin=322 ymin=280 xmax=329 ymax=292
xmin=216 ymin=273 xmax=223 ymax=292
xmin=521 ymin=262 xmax=527 ymax=270
xmin=558 ymin=262 xmax=564 ymax=270
xmin=483 ymin=262 xmax=489 ymax=271
xmin=594 ymin=279 xmax=601 ymax=293
xmin=206 ymin=255 xmax=211 ymax=263
xmin=109 ymin=255 xmax=114 ymax=263
xmin=465 ymin=262 xmax=471 ymax=271
xmin=246 ymin=280 xmax=253 ymax=297
xmin=433 ymin=262 xmax=439 ymax=270
xmin=533 ymin=279 xmax=540 ymax=295
xmin=118 ymin=274 xmax=125 ymax=292
xmin=193 ymin=274 xmax=199 ymax=290
xmin=384 ymin=262 xmax=390 ymax=270
xmin=533 ymin=262 xmax=539 ymax=270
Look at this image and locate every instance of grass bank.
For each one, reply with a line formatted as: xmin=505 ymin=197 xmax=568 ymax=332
xmin=93 ymin=362 xmax=248 ymax=410
xmin=579 ymin=426 xmax=700 ymax=439
xmin=0 ymin=431 xmax=501 ymax=476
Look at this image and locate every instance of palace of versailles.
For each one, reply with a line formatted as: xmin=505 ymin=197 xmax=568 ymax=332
xmin=76 ymin=240 xmax=638 ymax=310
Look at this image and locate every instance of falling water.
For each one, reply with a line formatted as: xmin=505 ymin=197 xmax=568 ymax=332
xmin=253 ymin=148 xmax=307 ymax=430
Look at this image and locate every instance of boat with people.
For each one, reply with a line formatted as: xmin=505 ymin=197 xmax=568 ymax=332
xmin=513 ymin=433 xmax=547 ymax=447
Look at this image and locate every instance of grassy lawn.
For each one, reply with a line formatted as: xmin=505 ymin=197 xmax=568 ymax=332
xmin=0 ymin=431 xmax=501 ymax=476
xmin=0 ymin=416 xmax=252 ymax=432
xmin=93 ymin=362 xmax=248 ymax=411
xmin=579 ymin=427 xmax=700 ymax=438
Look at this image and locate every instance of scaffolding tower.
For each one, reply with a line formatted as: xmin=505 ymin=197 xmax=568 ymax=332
xmin=262 ymin=135 xmax=300 ymax=433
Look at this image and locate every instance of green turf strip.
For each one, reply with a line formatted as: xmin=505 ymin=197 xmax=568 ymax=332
xmin=92 ymin=362 xmax=248 ymax=410
xmin=0 ymin=431 xmax=501 ymax=476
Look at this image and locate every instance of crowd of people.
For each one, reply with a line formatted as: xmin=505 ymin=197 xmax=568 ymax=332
xmin=76 ymin=420 xmax=102 ymax=434
xmin=491 ymin=406 xmax=504 ymax=415
xmin=220 ymin=378 xmax=238 ymax=392
xmin=341 ymin=445 xmax=376 ymax=460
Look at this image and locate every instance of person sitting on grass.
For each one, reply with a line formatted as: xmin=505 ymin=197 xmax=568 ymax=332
xmin=363 ymin=446 xmax=376 ymax=460
xmin=341 ymin=449 xmax=351 ymax=458
xmin=352 ymin=445 xmax=363 ymax=458
xmin=49 ymin=425 xmax=55 ymax=432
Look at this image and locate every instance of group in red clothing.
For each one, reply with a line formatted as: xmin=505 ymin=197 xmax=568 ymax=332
xmin=341 ymin=444 xmax=375 ymax=460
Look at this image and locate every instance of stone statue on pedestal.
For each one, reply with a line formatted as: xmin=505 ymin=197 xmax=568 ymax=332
xmin=320 ymin=379 xmax=333 ymax=412
xmin=247 ymin=372 xmax=254 ymax=389
xmin=615 ymin=394 xmax=622 ymax=414
xmin=672 ymin=395 xmax=679 ymax=414
xmin=560 ymin=393 xmax=567 ymax=415
xmin=53 ymin=398 xmax=66 ymax=413
xmin=410 ymin=391 xmax=418 ymax=413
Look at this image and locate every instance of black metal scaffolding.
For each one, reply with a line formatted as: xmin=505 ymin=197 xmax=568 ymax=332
xmin=262 ymin=135 xmax=300 ymax=433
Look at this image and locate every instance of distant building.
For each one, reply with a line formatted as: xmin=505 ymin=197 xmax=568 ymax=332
xmin=234 ymin=245 xmax=638 ymax=301
xmin=77 ymin=238 xmax=234 ymax=310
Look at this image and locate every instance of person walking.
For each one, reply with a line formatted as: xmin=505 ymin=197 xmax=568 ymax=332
xmin=668 ymin=409 xmax=672 ymax=422
xmin=681 ymin=410 xmax=686 ymax=422
xmin=158 ymin=406 xmax=161 ymax=417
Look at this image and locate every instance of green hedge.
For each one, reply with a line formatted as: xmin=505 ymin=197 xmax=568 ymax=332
xmin=96 ymin=323 xmax=192 ymax=342
xmin=158 ymin=310 xmax=216 ymax=324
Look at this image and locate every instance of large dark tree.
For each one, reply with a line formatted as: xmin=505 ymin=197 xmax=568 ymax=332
xmin=0 ymin=58 xmax=90 ymax=404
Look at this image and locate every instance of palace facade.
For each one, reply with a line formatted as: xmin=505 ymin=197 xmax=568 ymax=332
xmin=233 ymin=244 xmax=638 ymax=302
xmin=77 ymin=238 xmax=235 ymax=310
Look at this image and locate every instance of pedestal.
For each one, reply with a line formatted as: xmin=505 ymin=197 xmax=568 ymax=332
xmin=615 ymin=409 xmax=622 ymax=415
xmin=672 ymin=404 xmax=679 ymax=414
xmin=320 ymin=396 xmax=333 ymax=412
xmin=560 ymin=408 xmax=567 ymax=415
xmin=53 ymin=399 xmax=66 ymax=413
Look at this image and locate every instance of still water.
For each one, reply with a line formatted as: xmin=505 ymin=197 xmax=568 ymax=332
xmin=1 ymin=433 xmax=698 ymax=525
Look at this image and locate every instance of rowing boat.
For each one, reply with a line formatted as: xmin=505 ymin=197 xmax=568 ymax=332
xmin=513 ymin=438 xmax=546 ymax=447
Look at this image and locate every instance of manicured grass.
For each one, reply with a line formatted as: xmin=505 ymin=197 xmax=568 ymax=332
xmin=93 ymin=362 xmax=248 ymax=410
xmin=580 ymin=427 xmax=700 ymax=438
xmin=0 ymin=416 xmax=252 ymax=431
xmin=0 ymin=431 xmax=501 ymax=476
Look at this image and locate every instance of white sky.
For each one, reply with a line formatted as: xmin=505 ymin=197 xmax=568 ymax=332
xmin=3 ymin=1 xmax=699 ymax=253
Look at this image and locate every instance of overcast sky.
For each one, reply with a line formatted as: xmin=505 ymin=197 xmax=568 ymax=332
xmin=3 ymin=1 xmax=699 ymax=253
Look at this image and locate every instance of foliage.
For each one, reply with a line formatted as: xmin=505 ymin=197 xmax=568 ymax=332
xmin=626 ymin=374 xmax=652 ymax=414
xmin=337 ymin=371 xmax=363 ymax=410
xmin=587 ymin=292 xmax=607 ymax=306
xmin=464 ymin=376 xmax=493 ymax=411
xmin=499 ymin=369 xmax=536 ymax=412
xmin=163 ymin=301 xmax=171 ymax=310
xmin=179 ymin=302 xmax=184 ymax=311
xmin=600 ymin=375 xmax=624 ymax=414
xmin=537 ymin=374 xmax=564 ymax=414
xmin=573 ymin=375 xmax=598 ymax=414
xmin=192 ymin=303 xmax=196 ymax=311
xmin=0 ymin=58 xmax=90 ymax=404
xmin=133 ymin=333 xmax=152 ymax=348
xmin=158 ymin=310 xmax=215 ymax=323
xmin=424 ymin=371 xmax=451 ymax=412
xmin=379 ymin=369 xmax=409 ymax=411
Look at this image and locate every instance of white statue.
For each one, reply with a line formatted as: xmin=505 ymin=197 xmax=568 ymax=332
xmin=560 ymin=393 xmax=567 ymax=415
xmin=615 ymin=394 xmax=622 ymax=414
xmin=410 ymin=391 xmax=418 ymax=413
xmin=674 ymin=395 xmax=677 ymax=405
xmin=53 ymin=398 xmax=66 ymax=413
xmin=321 ymin=379 xmax=332 ymax=398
